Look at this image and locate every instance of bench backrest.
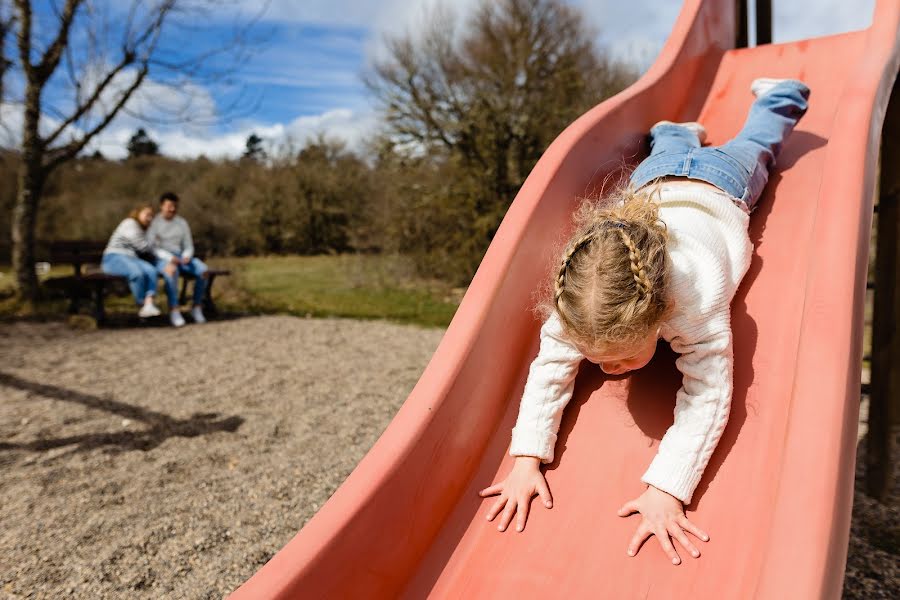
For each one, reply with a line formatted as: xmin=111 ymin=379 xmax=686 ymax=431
xmin=48 ymin=240 xmax=106 ymax=276
xmin=47 ymin=240 xmax=210 ymax=277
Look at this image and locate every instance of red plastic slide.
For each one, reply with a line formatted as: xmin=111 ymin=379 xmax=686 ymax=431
xmin=231 ymin=0 xmax=900 ymax=597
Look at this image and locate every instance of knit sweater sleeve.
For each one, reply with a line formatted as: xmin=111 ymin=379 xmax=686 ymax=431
xmin=106 ymin=218 xmax=153 ymax=255
xmin=509 ymin=312 xmax=585 ymax=463
xmin=640 ymin=185 xmax=752 ymax=504
xmin=641 ymin=310 xmax=734 ymax=505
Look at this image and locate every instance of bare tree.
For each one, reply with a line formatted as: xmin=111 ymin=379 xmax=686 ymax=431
xmin=368 ymin=0 xmax=634 ymax=197
xmin=367 ymin=0 xmax=636 ymax=282
xmin=7 ymin=0 xmax=262 ymax=301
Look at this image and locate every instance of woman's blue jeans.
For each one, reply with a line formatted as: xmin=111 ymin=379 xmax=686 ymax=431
xmin=630 ymin=80 xmax=810 ymax=211
xmin=101 ymin=253 xmax=158 ymax=305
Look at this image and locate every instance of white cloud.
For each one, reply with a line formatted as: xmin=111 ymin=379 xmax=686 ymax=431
xmin=80 ymin=107 xmax=377 ymax=161
xmin=284 ymin=108 xmax=377 ymax=150
xmin=0 ymin=102 xmax=71 ymax=148
xmin=3 ymin=87 xmax=376 ymax=162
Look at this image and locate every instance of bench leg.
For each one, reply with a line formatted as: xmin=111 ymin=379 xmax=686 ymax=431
xmin=203 ymin=274 xmax=218 ymax=315
xmin=67 ymin=287 xmax=81 ymax=315
xmin=93 ymin=282 xmax=107 ymax=325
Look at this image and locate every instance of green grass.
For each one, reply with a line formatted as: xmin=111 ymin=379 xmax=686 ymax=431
xmin=0 ymin=254 xmax=463 ymax=328
xmin=214 ymin=254 xmax=461 ymax=327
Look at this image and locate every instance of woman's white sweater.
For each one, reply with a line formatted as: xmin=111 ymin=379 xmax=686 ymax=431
xmin=509 ymin=182 xmax=753 ymax=504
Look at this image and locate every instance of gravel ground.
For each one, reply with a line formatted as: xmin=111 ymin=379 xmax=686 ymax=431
xmin=0 ymin=316 xmax=896 ymax=598
xmin=0 ymin=316 xmax=444 ymax=599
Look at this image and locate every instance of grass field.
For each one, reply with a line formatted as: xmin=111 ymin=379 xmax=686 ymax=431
xmin=214 ymin=255 xmax=462 ymax=327
xmin=0 ymin=254 xmax=463 ymax=328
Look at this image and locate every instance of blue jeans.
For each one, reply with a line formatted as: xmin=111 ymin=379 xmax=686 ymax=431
xmin=155 ymin=257 xmax=208 ymax=308
xmin=630 ymin=80 xmax=810 ymax=211
xmin=101 ymin=253 xmax=158 ymax=305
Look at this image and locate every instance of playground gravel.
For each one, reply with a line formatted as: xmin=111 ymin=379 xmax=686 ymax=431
xmin=0 ymin=316 xmax=444 ymax=599
xmin=0 ymin=316 xmax=896 ymax=598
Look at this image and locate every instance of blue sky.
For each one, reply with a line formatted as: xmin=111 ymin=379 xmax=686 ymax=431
xmin=0 ymin=0 xmax=877 ymax=159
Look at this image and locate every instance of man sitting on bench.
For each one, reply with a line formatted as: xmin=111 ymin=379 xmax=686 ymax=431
xmin=147 ymin=191 xmax=208 ymax=327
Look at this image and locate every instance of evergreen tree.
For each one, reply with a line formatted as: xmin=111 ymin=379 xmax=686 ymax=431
xmin=243 ymin=133 xmax=266 ymax=161
xmin=127 ymin=128 xmax=160 ymax=158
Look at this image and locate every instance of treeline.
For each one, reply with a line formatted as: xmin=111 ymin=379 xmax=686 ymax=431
xmin=0 ymin=0 xmax=638 ymax=285
xmin=0 ymin=143 xmax=379 ymax=257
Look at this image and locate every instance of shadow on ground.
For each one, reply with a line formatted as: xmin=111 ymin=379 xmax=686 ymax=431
xmin=0 ymin=371 xmax=243 ymax=453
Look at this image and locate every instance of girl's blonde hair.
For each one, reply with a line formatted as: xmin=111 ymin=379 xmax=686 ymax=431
xmin=128 ymin=204 xmax=154 ymax=229
xmin=538 ymin=185 xmax=671 ymax=352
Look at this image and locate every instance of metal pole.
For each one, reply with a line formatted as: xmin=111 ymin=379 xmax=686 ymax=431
xmin=735 ymin=0 xmax=749 ymax=48
xmin=757 ymin=0 xmax=772 ymax=45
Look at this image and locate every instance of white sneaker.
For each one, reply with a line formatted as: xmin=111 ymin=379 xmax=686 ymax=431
xmin=751 ymin=77 xmax=789 ymax=97
xmin=138 ymin=303 xmax=161 ymax=318
xmin=190 ymin=306 xmax=206 ymax=324
xmin=653 ymin=120 xmax=707 ymax=144
xmin=170 ymin=310 xmax=186 ymax=328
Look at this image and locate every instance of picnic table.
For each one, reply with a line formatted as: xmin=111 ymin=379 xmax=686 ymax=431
xmin=43 ymin=240 xmax=230 ymax=324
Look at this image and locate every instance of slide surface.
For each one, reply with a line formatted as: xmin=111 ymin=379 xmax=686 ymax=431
xmin=232 ymin=1 xmax=900 ymax=598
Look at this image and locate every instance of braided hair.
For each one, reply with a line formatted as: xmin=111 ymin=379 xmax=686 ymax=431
xmin=542 ymin=185 xmax=670 ymax=352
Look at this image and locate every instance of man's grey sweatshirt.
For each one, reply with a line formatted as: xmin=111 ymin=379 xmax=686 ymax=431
xmin=147 ymin=215 xmax=194 ymax=261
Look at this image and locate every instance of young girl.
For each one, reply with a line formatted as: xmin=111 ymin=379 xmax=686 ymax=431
xmin=479 ymin=78 xmax=810 ymax=565
xmin=101 ymin=204 xmax=163 ymax=318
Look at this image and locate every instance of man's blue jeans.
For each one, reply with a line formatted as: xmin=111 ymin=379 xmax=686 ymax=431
xmin=155 ymin=257 xmax=208 ymax=308
xmin=630 ymin=80 xmax=810 ymax=212
xmin=101 ymin=253 xmax=158 ymax=304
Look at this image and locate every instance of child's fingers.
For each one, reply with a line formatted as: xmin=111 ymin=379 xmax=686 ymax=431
xmin=498 ymin=499 xmax=518 ymax=532
xmin=536 ymin=480 xmax=553 ymax=508
xmin=667 ymin=523 xmax=700 ymax=558
xmin=655 ymin=527 xmax=682 ymax=565
xmin=515 ymin=495 xmax=531 ymax=532
xmin=627 ymin=523 xmax=652 ymax=557
xmin=479 ymin=484 xmax=503 ymax=497
xmin=676 ymin=515 xmax=710 ymax=542
xmin=486 ymin=496 xmax=506 ymax=521
xmin=617 ymin=500 xmax=639 ymax=517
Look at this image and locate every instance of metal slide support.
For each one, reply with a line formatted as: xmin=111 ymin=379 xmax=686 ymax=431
xmin=735 ymin=0 xmax=749 ymax=48
xmin=735 ymin=0 xmax=772 ymax=47
xmin=866 ymin=77 xmax=900 ymax=501
xmin=757 ymin=0 xmax=772 ymax=45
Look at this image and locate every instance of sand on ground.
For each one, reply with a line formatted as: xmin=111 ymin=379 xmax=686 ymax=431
xmin=0 ymin=316 xmax=896 ymax=599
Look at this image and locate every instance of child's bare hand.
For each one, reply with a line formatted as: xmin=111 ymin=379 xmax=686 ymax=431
xmin=617 ymin=485 xmax=709 ymax=565
xmin=479 ymin=456 xmax=552 ymax=532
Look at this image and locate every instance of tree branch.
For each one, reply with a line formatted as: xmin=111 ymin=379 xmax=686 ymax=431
xmin=45 ymin=64 xmax=148 ymax=172
xmin=42 ymin=0 xmax=174 ymax=152
xmin=41 ymin=50 xmax=135 ymax=149
xmin=12 ymin=0 xmax=32 ymax=79
xmin=35 ymin=0 xmax=84 ymax=83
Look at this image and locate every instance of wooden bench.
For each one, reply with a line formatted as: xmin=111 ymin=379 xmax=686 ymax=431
xmin=43 ymin=240 xmax=230 ymax=323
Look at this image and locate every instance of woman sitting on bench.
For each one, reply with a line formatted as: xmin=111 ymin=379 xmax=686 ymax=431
xmin=101 ymin=204 xmax=163 ymax=319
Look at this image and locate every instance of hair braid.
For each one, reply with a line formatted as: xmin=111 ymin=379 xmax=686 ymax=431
xmin=617 ymin=229 xmax=651 ymax=298
xmin=555 ymin=229 xmax=596 ymax=303
xmin=537 ymin=183 xmax=670 ymax=352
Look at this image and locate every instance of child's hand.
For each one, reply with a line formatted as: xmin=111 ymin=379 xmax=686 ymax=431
xmin=617 ymin=485 xmax=709 ymax=565
xmin=479 ymin=456 xmax=552 ymax=533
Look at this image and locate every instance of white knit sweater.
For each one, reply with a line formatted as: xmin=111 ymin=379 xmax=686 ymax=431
xmin=509 ymin=182 xmax=753 ymax=504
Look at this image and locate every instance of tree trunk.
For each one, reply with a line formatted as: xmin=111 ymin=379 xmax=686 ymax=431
xmin=12 ymin=162 xmax=44 ymax=300
xmin=12 ymin=81 xmax=45 ymax=301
